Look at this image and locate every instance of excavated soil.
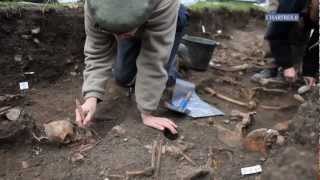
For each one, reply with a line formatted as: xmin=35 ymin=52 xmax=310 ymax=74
xmin=0 ymin=4 xmax=318 ymax=180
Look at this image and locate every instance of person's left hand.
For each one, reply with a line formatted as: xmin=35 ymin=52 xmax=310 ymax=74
xmin=141 ymin=112 xmax=178 ymax=134
xmin=304 ymin=76 xmax=317 ymax=87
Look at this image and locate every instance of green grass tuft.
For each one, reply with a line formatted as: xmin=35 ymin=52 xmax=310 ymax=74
xmin=190 ymin=1 xmax=265 ymax=12
xmin=0 ymin=1 xmax=81 ymax=10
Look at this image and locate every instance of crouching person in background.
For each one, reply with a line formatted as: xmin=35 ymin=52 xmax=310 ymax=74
xmin=76 ymin=0 xmax=189 ymax=134
xmin=252 ymin=0 xmax=319 ymax=87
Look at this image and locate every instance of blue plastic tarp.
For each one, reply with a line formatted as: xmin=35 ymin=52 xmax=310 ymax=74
xmin=170 ymin=79 xmax=224 ymax=118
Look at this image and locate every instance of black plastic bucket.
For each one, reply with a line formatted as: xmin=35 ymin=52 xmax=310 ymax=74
xmin=181 ymin=35 xmax=217 ymax=71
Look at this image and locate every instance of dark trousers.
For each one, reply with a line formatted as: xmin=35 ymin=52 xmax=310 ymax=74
xmin=113 ymin=5 xmax=189 ymax=87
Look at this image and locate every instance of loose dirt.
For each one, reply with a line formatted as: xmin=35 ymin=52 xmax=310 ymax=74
xmin=0 ymin=4 xmax=318 ymax=180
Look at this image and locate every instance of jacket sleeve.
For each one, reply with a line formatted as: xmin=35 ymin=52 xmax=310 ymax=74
xmin=135 ymin=0 xmax=179 ymax=113
xmin=82 ymin=3 xmax=117 ymax=100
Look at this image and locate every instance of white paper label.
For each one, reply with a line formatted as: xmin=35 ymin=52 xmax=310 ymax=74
xmin=241 ymin=165 xmax=262 ymax=175
xmin=202 ymin=25 xmax=206 ymax=33
xmin=19 ymin=82 xmax=29 ymax=90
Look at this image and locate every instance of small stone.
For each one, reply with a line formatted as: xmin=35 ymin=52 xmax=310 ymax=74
xmin=21 ymin=34 xmax=32 ymax=39
xmin=71 ymin=153 xmax=84 ymax=162
xmin=6 ymin=108 xmax=21 ymax=121
xmin=21 ymin=161 xmax=29 ymax=169
xmin=310 ymin=132 xmax=316 ymax=137
xmin=66 ymin=58 xmax=73 ymax=64
xmin=179 ymin=135 xmax=185 ymax=140
xmin=74 ymin=65 xmax=79 ymax=71
xmin=111 ymin=125 xmax=126 ymax=137
xmin=144 ymin=145 xmax=152 ymax=151
xmin=260 ymin=157 xmax=266 ymax=162
xmin=33 ymin=38 xmax=40 ymax=44
xmin=31 ymin=27 xmax=41 ymax=34
xmin=70 ymin=72 xmax=77 ymax=76
xmin=276 ymin=135 xmax=285 ymax=146
xmin=27 ymin=55 xmax=33 ymax=61
xmin=99 ymin=170 xmax=105 ymax=176
xmin=33 ymin=147 xmax=42 ymax=156
xmin=24 ymin=72 xmax=35 ymax=75
xmin=14 ymin=54 xmax=23 ymax=62
xmin=123 ymin=138 xmax=128 ymax=142
xmin=223 ymin=120 xmax=230 ymax=124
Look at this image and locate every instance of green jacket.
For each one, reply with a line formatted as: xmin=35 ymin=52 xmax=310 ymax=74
xmin=82 ymin=0 xmax=179 ymax=113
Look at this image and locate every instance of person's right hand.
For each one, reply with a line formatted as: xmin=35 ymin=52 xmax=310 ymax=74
xmin=283 ymin=67 xmax=297 ymax=82
xmin=75 ymin=97 xmax=97 ymax=128
xmin=304 ymin=76 xmax=317 ymax=87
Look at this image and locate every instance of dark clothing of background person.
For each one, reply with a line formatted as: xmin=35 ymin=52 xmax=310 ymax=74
xmin=265 ymin=0 xmax=319 ymax=78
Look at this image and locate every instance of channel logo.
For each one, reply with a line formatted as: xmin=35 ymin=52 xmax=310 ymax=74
xmin=265 ymin=13 xmax=300 ymax=22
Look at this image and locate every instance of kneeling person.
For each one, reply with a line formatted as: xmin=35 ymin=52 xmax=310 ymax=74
xmin=75 ymin=0 xmax=189 ymax=134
